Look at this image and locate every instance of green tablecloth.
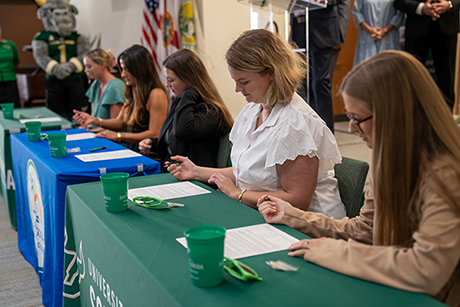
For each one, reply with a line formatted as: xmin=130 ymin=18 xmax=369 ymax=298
xmin=63 ymin=174 xmax=443 ymax=307
xmin=0 ymin=107 xmax=73 ymax=229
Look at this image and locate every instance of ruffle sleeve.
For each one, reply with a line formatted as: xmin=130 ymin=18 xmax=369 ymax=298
xmin=266 ymin=109 xmax=341 ymax=169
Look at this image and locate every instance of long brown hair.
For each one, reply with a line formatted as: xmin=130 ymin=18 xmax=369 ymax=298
xmin=340 ymin=50 xmax=460 ymax=246
xmin=118 ymin=45 xmax=167 ymax=128
xmin=163 ymin=49 xmax=233 ymax=133
xmin=225 ymin=29 xmax=306 ymax=108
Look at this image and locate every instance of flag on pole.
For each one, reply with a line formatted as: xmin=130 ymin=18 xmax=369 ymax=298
xmin=179 ymin=0 xmax=213 ymax=69
xmin=141 ymin=0 xmax=181 ymax=81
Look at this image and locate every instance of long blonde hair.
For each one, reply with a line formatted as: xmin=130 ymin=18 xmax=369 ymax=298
xmin=340 ymin=50 xmax=460 ymax=246
xmin=225 ymin=29 xmax=306 ymax=107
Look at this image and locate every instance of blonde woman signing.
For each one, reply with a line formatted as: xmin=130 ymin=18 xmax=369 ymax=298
xmin=168 ymin=29 xmax=346 ymax=218
xmin=258 ymin=51 xmax=460 ymax=306
xmin=83 ymin=48 xmax=124 ymax=130
xmin=73 ymin=45 xmax=168 ymax=152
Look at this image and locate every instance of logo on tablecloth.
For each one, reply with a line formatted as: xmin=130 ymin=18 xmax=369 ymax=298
xmin=27 ymin=159 xmax=45 ymax=271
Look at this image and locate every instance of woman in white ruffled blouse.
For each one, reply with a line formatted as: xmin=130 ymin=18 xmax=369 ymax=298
xmin=168 ymin=29 xmax=346 ymax=218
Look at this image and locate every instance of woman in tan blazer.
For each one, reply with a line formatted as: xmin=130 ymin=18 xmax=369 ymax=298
xmin=258 ymin=50 xmax=460 ymax=306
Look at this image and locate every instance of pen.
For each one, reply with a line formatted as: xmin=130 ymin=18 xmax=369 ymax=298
xmin=89 ymin=146 xmax=107 ymax=152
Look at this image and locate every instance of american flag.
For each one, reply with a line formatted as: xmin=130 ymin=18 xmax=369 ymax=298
xmin=141 ymin=0 xmax=181 ymax=81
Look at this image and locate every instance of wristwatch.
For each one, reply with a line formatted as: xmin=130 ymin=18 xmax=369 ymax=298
xmin=117 ymin=132 xmax=122 ymax=142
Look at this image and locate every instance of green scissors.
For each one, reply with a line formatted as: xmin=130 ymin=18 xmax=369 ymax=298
xmin=132 ymin=196 xmax=184 ymax=210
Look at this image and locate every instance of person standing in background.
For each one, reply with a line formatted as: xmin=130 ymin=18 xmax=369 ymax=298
xmin=291 ymin=1 xmax=341 ymax=133
xmin=329 ymin=0 xmax=351 ymax=81
xmin=353 ymin=0 xmax=404 ymax=66
xmin=0 ymin=25 xmax=20 ymax=107
xmin=394 ymin=0 xmax=460 ymax=108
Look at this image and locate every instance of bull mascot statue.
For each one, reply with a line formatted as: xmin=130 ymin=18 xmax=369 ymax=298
xmin=32 ymin=0 xmax=90 ymax=119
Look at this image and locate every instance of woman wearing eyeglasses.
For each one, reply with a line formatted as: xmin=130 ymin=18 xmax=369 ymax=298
xmin=258 ymin=50 xmax=460 ymax=306
xmin=167 ymin=29 xmax=346 ymax=219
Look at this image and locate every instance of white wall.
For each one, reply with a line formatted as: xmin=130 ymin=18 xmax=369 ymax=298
xmin=72 ymin=0 xmax=286 ymax=119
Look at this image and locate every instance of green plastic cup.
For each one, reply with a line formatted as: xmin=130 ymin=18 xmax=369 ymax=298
xmin=48 ymin=133 xmax=67 ymax=158
xmin=100 ymin=172 xmax=129 ymax=213
xmin=184 ymin=225 xmax=226 ymax=287
xmin=1 ymin=103 xmax=14 ymax=119
xmin=25 ymin=121 xmax=42 ymax=142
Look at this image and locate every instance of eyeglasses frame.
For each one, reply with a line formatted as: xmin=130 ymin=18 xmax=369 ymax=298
xmin=344 ymin=109 xmax=373 ymax=134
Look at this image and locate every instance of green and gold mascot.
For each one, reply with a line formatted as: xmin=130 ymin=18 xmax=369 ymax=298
xmin=32 ymin=0 xmax=90 ymax=119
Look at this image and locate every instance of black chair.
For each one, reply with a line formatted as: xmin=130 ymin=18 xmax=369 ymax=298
xmin=334 ymin=157 xmax=370 ymax=218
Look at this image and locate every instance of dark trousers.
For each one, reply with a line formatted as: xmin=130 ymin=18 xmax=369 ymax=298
xmin=404 ymin=21 xmax=457 ymax=108
xmin=0 ymin=80 xmax=20 ymax=107
xmin=309 ymin=44 xmax=334 ymax=133
xmin=46 ymin=77 xmax=90 ymax=120
xmin=291 ymin=18 xmax=335 ymax=133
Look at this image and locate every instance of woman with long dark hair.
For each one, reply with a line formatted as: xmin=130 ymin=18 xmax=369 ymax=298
xmin=139 ymin=49 xmax=233 ymax=168
xmin=73 ymin=44 xmax=168 ymax=152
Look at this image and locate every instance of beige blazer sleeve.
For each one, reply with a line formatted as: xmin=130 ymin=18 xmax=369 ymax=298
xmin=303 ymin=172 xmax=460 ymax=297
xmin=281 ymin=171 xmax=376 ymax=244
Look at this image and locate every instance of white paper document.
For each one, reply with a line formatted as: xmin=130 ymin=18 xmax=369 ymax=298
xmin=20 ymin=117 xmax=62 ymax=124
xmin=176 ymin=223 xmax=299 ymax=259
xmin=66 ymin=133 xmax=95 ymax=141
xmin=128 ymin=181 xmax=211 ymax=201
xmin=75 ymin=149 xmax=141 ymax=162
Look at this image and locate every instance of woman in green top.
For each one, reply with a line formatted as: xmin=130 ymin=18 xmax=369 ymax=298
xmin=83 ymin=48 xmax=124 ymax=130
xmin=0 ymin=25 xmax=20 ymax=107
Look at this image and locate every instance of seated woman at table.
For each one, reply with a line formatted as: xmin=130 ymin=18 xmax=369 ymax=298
xmin=138 ymin=49 xmax=233 ymax=169
xmin=73 ymin=45 xmax=168 ymax=152
xmin=257 ymin=51 xmax=460 ymax=306
xmin=83 ymin=48 xmax=124 ymax=130
xmin=167 ymin=29 xmax=345 ymax=218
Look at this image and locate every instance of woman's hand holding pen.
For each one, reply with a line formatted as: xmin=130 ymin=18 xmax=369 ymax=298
xmin=139 ymin=138 xmax=152 ymax=155
xmin=257 ymin=195 xmax=286 ymax=224
xmin=167 ymin=155 xmax=195 ymax=180
xmin=208 ymin=173 xmax=239 ymax=199
xmin=257 ymin=195 xmax=327 ymax=256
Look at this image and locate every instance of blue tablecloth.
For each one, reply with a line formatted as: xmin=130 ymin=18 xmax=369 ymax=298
xmin=11 ymin=128 xmax=160 ymax=307
xmin=0 ymin=107 xmax=73 ymax=229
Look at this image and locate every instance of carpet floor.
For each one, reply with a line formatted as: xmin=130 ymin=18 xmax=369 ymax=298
xmin=0 ymin=197 xmax=43 ymax=307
